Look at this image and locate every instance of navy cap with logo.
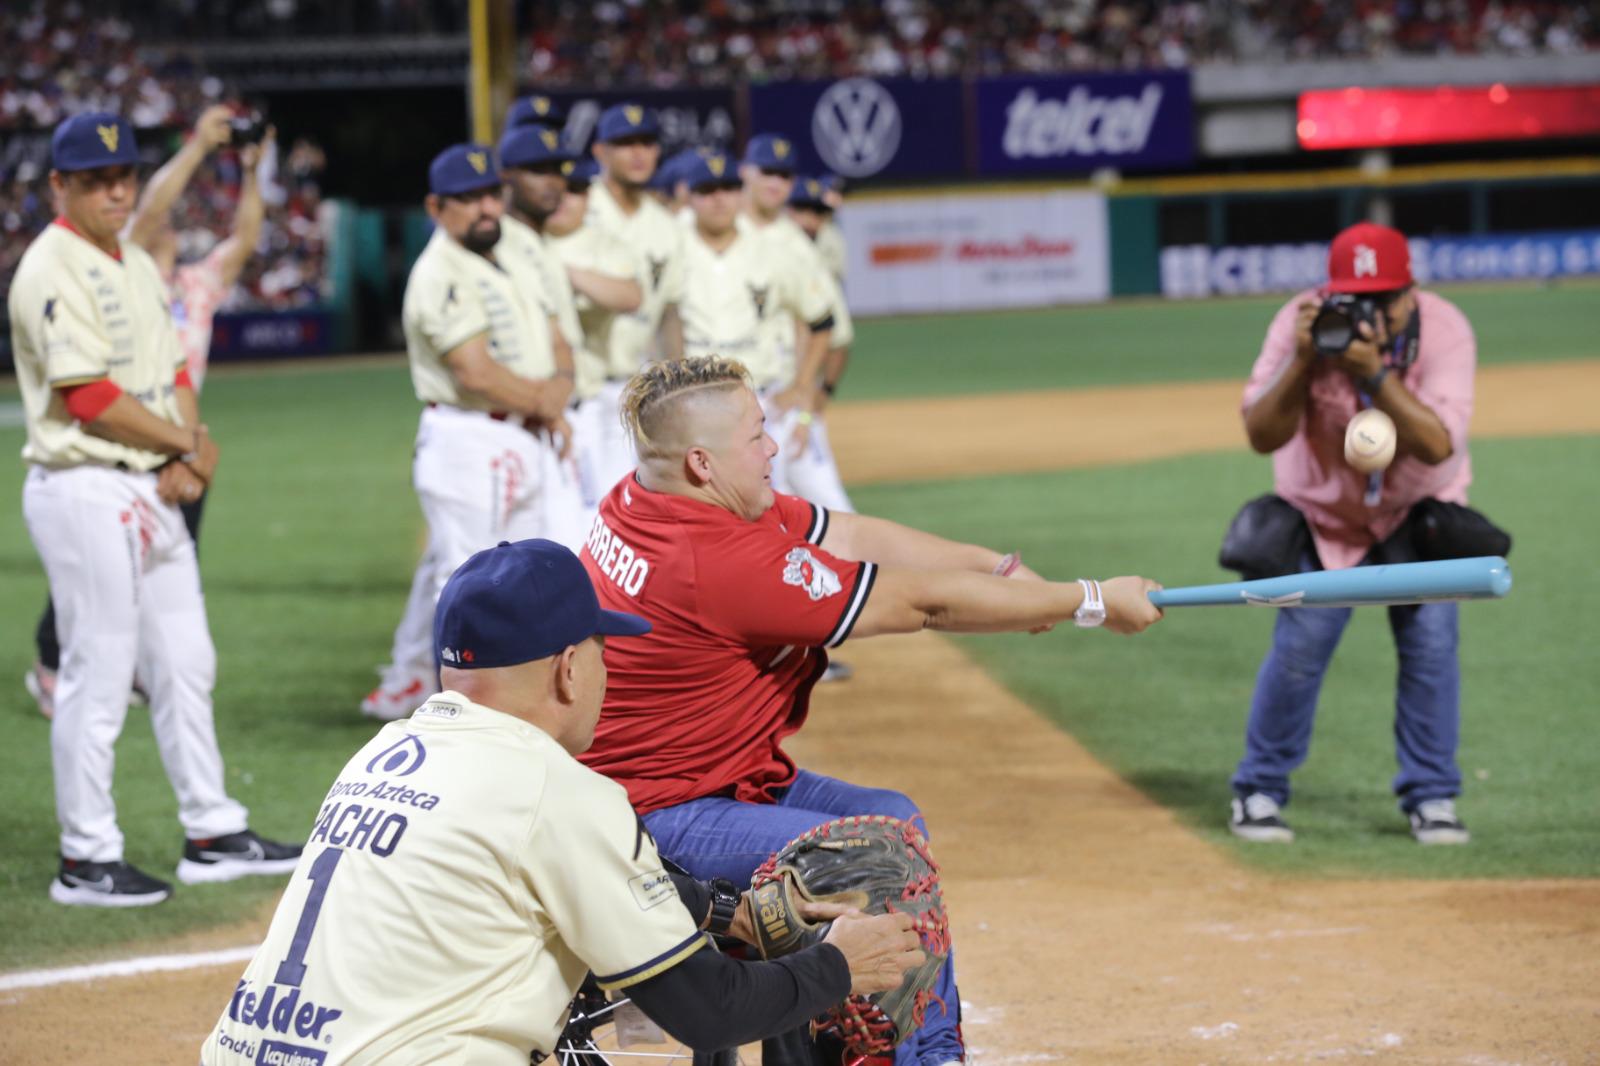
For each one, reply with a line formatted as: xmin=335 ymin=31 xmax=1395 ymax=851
xmin=788 ymin=175 xmax=829 ymax=209
xmin=508 ymin=93 xmax=566 ymax=130
xmin=741 ymin=133 xmax=797 ymax=173
xmin=429 ymin=143 xmax=500 ymax=197
xmin=596 ymin=103 xmax=660 ymax=143
xmin=650 ymin=146 xmax=706 ymax=191
xmin=564 ymin=158 xmax=601 ymax=186
xmin=500 ymin=123 xmax=573 ymax=169
xmin=682 ymin=151 xmax=742 ymax=193
xmin=434 ymin=539 xmax=650 ymax=670
xmin=52 ymin=112 xmax=139 ymax=173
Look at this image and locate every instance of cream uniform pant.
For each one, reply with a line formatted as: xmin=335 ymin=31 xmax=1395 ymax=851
xmin=383 ymin=404 xmax=583 ymax=679
xmin=23 ymin=464 xmax=248 ymax=862
xmin=567 ymin=379 xmax=638 ymax=544
xmin=761 ymin=392 xmax=854 ymax=515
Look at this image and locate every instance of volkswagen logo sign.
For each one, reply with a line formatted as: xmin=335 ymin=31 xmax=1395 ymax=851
xmin=811 ymin=78 xmax=901 ymax=179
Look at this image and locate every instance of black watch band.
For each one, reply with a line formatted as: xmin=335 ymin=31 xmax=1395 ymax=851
xmin=706 ymin=878 xmax=741 ymax=936
xmin=1362 ymin=365 xmax=1390 ymax=395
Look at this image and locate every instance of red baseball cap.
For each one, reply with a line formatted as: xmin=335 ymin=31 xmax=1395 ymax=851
xmin=1326 ymin=221 xmax=1413 ymax=293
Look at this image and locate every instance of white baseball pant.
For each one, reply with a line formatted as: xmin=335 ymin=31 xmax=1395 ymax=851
xmin=381 ymin=404 xmax=583 ymax=678
xmin=23 ymin=465 xmax=248 ymax=862
xmin=762 ymin=396 xmax=855 ymax=514
xmin=567 ymin=378 xmax=638 ymax=545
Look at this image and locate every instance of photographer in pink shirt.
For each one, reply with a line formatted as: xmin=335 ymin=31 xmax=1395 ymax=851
xmin=1227 ymin=222 xmax=1502 ymax=847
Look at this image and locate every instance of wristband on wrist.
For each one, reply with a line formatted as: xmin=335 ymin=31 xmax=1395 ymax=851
xmin=179 ymin=428 xmax=201 ymax=464
xmin=821 ymin=381 xmax=837 ymax=397
xmin=993 ymin=552 xmax=1022 ymax=577
xmin=795 ymin=411 xmax=814 ymax=425
xmin=1073 ymin=578 xmax=1107 ymax=628
xmin=705 ymin=878 xmax=741 ymax=936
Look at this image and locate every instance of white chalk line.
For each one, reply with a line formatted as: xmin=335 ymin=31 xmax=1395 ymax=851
xmin=0 ymin=944 xmax=257 ymax=992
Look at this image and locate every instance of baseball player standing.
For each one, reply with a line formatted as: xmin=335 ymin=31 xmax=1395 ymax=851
xmin=585 ymin=104 xmax=686 ymax=477
xmin=10 ymin=113 xmax=301 ymax=906
xmin=543 ymin=157 xmax=646 ymax=517
xmin=202 ymin=538 xmax=922 ymax=1065
xmin=26 ymin=105 xmax=274 ymax=717
xmin=361 ymin=144 xmax=574 ymax=720
xmin=738 ymin=135 xmax=856 ymax=514
xmin=580 ymin=356 xmax=1165 ymax=1066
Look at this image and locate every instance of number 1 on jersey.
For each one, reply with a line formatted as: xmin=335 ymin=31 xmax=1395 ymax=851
xmin=274 ymin=847 xmax=344 ymax=987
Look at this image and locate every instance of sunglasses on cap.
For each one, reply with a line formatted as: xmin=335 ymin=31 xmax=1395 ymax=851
xmin=757 ymin=166 xmax=794 ymax=179
xmin=606 ymin=133 xmax=658 ymax=148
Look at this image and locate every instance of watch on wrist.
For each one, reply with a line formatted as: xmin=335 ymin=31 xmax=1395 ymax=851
xmin=1073 ymin=578 xmax=1106 ymax=628
xmin=705 ymin=878 xmax=741 ymax=936
xmin=1362 ymin=365 xmax=1390 ymax=395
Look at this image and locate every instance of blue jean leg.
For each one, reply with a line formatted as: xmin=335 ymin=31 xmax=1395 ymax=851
xmin=1389 ymin=601 xmax=1462 ymax=810
xmin=1231 ymin=603 xmax=1353 ymax=806
xmin=643 ymin=769 xmax=963 ymax=1066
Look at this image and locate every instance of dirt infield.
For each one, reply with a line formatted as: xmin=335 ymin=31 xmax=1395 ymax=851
xmin=4 ymin=362 xmax=1598 ymax=1064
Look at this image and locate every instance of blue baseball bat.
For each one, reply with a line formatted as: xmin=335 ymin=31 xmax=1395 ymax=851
xmin=1147 ymin=556 xmax=1512 ymax=608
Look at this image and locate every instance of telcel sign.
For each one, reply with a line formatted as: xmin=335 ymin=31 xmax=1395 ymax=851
xmin=977 ymin=70 xmax=1194 ymax=175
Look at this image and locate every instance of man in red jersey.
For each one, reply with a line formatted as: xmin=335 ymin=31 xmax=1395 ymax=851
xmin=580 ymin=355 xmax=1163 ymax=1066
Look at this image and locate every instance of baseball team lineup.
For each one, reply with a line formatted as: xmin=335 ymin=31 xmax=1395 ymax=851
xmin=8 ymin=88 xmax=1514 ymax=1065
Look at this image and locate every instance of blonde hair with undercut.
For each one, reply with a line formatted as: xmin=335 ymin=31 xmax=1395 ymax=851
xmin=621 ymin=356 xmax=753 ymax=460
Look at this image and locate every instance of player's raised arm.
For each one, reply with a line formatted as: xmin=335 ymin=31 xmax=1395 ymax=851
xmin=851 ymin=567 xmax=1163 ymax=638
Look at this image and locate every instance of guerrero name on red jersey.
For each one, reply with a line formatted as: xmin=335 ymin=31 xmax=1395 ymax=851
xmin=579 ymin=475 xmax=877 ymax=812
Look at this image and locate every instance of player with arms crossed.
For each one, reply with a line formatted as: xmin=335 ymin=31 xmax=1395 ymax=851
xmin=10 ymin=113 xmax=299 ymax=906
xmin=580 ymin=356 xmax=1164 ymax=1066
xmin=362 ymin=144 xmax=574 ymax=720
xmin=202 ymin=539 xmax=922 ymax=1065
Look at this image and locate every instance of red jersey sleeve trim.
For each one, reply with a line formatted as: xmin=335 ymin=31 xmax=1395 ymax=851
xmin=174 ymin=367 xmax=194 ymax=390
xmin=805 ymin=503 xmax=828 ymax=545
xmin=61 ymin=378 xmax=123 ymax=422
xmin=823 ymin=561 xmax=877 ymax=648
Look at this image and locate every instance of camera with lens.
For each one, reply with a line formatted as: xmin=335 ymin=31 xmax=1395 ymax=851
xmin=1308 ymin=293 xmax=1384 ymax=358
xmin=228 ymin=111 xmax=267 ymax=146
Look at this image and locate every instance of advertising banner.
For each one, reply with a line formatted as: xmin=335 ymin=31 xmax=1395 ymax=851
xmin=976 ymin=70 xmax=1194 ymax=176
xmin=1160 ymin=229 xmax=1600 ymax=297
xmin=748 ymin=77 xmax=965 ymax=181
xmin=841 ymin=190 xmax=1109 ymax=315
xmin=540 ymin=87 xmax=737 ymax=154
xmin=209 ymin=310 xmax=337 ymax=359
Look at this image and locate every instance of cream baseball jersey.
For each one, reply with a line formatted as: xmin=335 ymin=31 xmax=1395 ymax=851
xmin=586 ymin=181 xmax=684 ymax=370
xmin=402 ymin=227 xmax=556 ymax=409
xmin=815 ymin=218 xmax=846 ymax=282
xmin=550 ymin=220 xmax=638 ymax=399
xmin=738 ymin=214 xmax=853 ymax=368
xmin=679 ymin=226 xmax=833 ymax=390
xmin=499 ymin=212 xmax=585 ymax=378
xmin=8 ymin=221 xmax=186 ymax=471
xmin=200 ymin=692 xmax=704 ymax=1066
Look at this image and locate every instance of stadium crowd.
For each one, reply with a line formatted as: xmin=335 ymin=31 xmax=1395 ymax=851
xmin=1 ymin=6 xmax=330 ymax=312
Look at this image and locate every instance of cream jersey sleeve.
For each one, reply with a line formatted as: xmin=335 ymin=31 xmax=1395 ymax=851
xmin=9 ymin=226 xmax=187 ymax=470
xmin=552 ymin=221 xmax=639 ymax=399
xmin=524 ymin=739 xmax=706 ymax=990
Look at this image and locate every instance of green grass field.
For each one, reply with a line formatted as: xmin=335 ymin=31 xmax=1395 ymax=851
xmin=0 ymin=282 xmax=1596 ymax=970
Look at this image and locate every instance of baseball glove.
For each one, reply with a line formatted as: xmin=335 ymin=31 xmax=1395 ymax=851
xmin=749 ymin=815 xmax=951 ymax=1058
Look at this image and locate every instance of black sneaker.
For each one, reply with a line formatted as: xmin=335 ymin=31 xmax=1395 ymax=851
xmin=1229 ymin=792 xmax=1295 ymax=843
xmin=50 ymin=857 xmax=173 ymax=908
xmin=176 ymin=829 xmax=303 ymax=884
xmin=1408 ymin=799 xmax=1470 ymax=845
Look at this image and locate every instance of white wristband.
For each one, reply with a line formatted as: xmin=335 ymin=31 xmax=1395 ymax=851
xmin=1074 ymin=578 xmax=1106 ymax=628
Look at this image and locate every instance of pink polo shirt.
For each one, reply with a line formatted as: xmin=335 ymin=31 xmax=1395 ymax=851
xmin=1242 ymin=289 xmax=1476 ymax=571
xmin=168 ymin=246 xmax=230 ymax=391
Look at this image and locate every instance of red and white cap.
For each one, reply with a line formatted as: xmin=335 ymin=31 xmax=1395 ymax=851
xmin=1326 ymin=221 xmax=1413 ymax=293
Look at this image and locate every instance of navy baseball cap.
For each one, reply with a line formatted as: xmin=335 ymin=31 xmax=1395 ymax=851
xmin=500 ymin=124 xmax=573 ymax=168
xmin=742 ymin=133 xmax=797 ymax=173
xmin=564 ymin=158 xmax=600 ymax=186
xmin=596 ymin=103 xmax=660 ymax=143
xmin=788 ymin=175 xmax=829 ymax=209
xmin=652 ymin=147 xmax=707 ymax=191
xmin=508 ymin=93 xmax=566 ymax=129
xmin=435 ymin=539 xmax=650 ymax=670
xmin=429 ymin=144 xmax=500 ymax=196
xmin=681 ymin=152 xmax=740 ymax=193
xmin=52 ymin=112 xmax=139 ymax=173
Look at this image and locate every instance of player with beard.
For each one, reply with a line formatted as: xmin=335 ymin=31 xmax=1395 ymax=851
xmin=361 ymin=144 xmax=575 ymax=722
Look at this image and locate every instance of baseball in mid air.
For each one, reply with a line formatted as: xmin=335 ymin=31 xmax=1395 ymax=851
xmin=1344 ymin=408 xmax=1397 ymax=473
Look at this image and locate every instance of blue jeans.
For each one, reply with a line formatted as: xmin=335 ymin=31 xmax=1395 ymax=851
xmin=643 ymin=770 xmax=963 ymax=1066
xmin=1232 ymin=590 xmax=1462 ymax=813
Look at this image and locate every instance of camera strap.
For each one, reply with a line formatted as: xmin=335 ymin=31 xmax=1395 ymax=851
xmin=1389 ymin=310 xmax=1420 ymax=370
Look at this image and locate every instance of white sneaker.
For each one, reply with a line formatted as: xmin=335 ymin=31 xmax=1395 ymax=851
xmin=1229 ymin=792 xmax=1295 ymax=843
xmin=1409 ymin=798 xmax=1470 ymax=845
xmin=360 ymin=667 xmax=437 ymax=721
